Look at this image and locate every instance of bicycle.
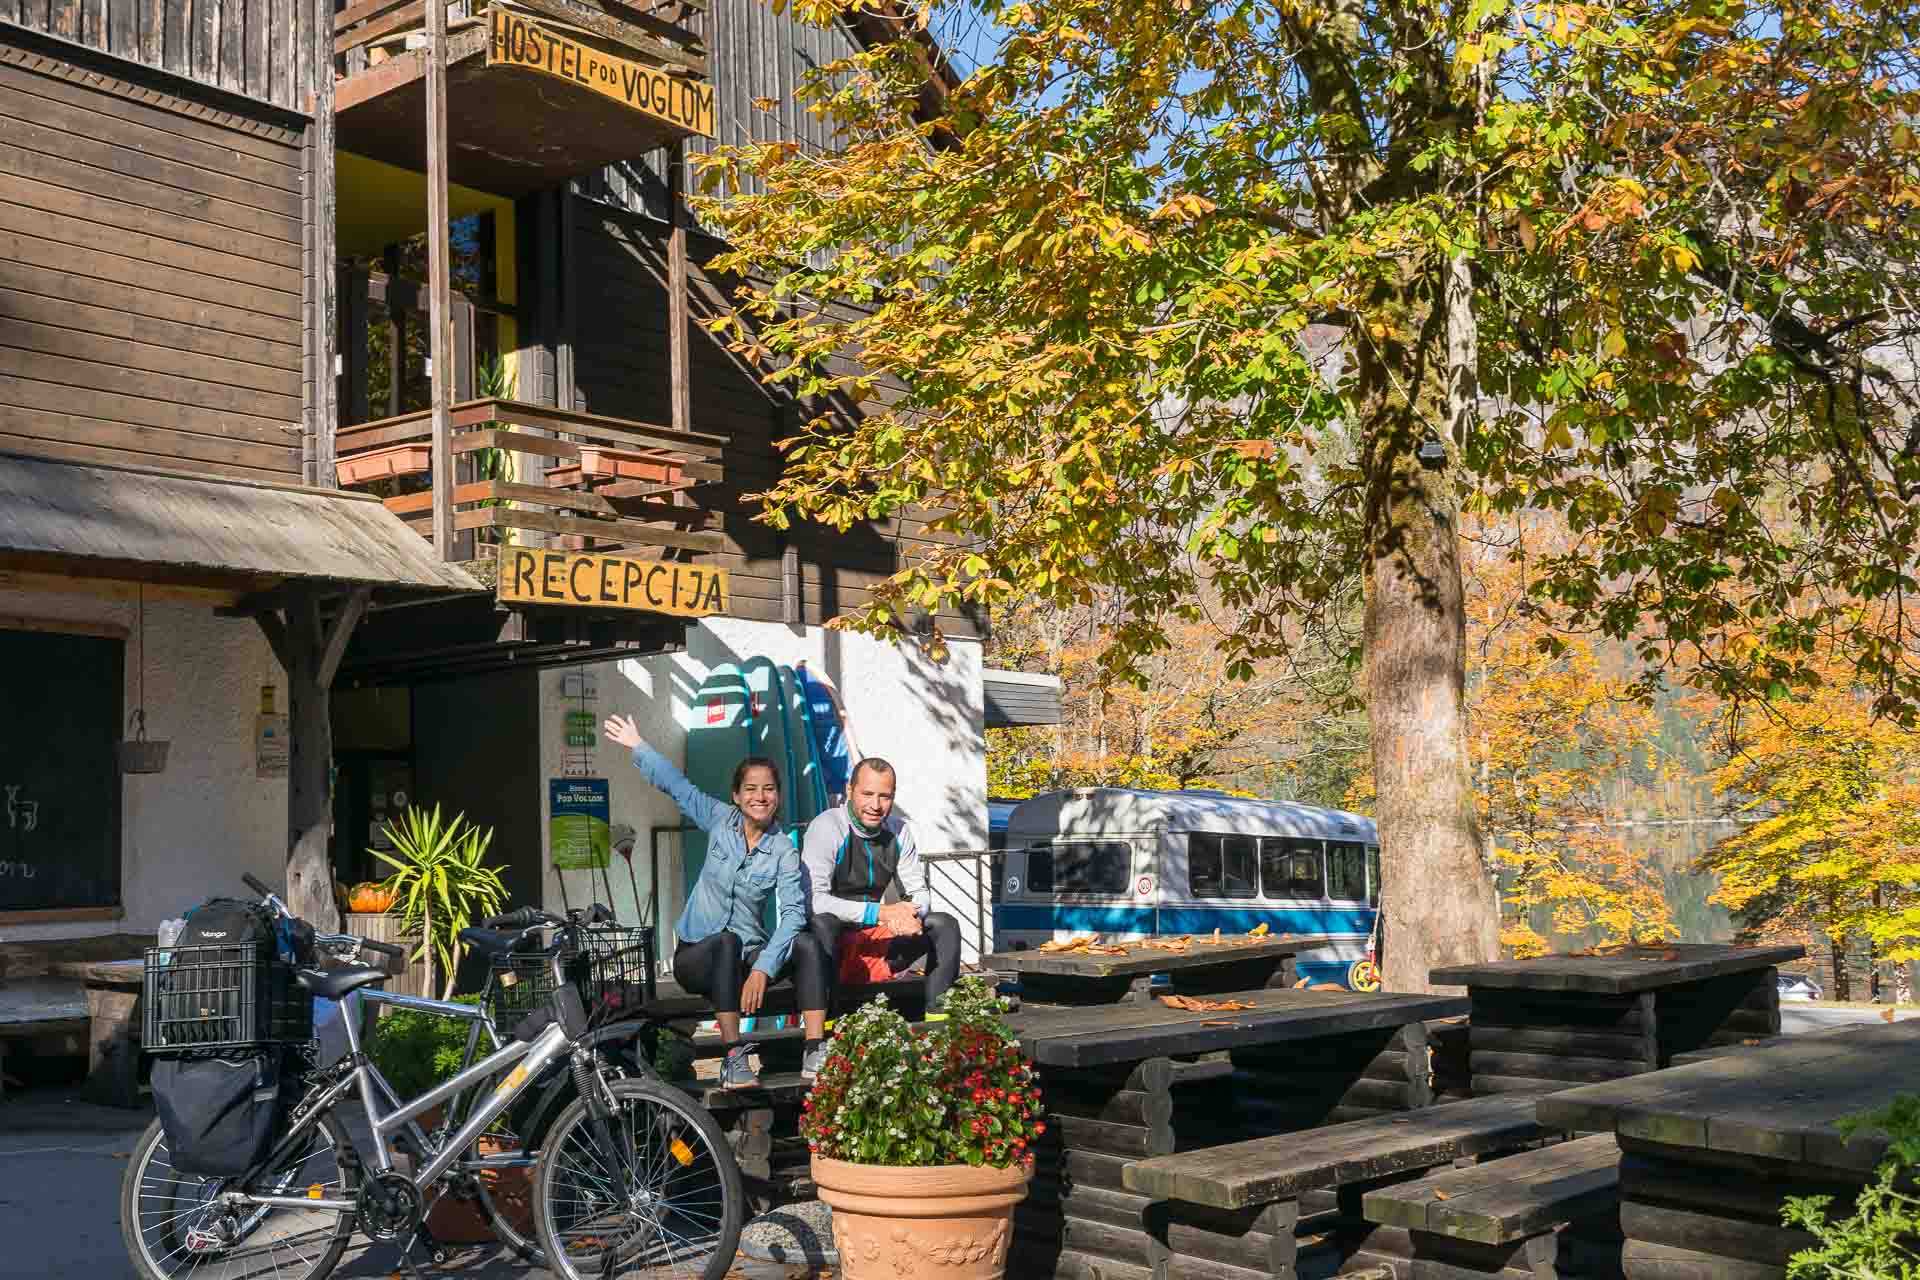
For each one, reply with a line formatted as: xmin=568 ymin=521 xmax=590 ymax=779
xmin=120 ymin=876 xmax=746 ymax=1280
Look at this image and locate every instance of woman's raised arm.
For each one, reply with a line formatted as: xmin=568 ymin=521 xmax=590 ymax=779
xmin=602 ymin=713 xmax=727 ymax=833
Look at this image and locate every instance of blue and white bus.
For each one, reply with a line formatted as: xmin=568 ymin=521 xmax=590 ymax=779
xmin=992 ymin=788 xmax=1381 ymax=988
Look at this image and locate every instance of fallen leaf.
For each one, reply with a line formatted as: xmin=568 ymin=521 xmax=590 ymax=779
xmin=1660 ymin=950 xmax=1682 ymax=961
xmin=1159 ymin=995 xmax=1255 ymax=1012
xmin=1293 ymin=977 xmax=1314 ymax=988
xmin=1199 ymin=1020 xmax=1244 ymax=1027
xmin=1742 ymin=1039 xmax=1761 ymax=1046
xmin=1883 ymin=1009 xmax=1897 ymax=1023
xmin=1248 ymin=923 xmax=1270 ymax=938
xmin=1433 ymin=1189 xmax=1451 ymax=1201
xmin=1211 ymin=928 xmax=1222 ymax=943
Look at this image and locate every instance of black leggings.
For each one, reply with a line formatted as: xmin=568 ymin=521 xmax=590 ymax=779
xmin=811 ymin=910 xmax=963 ymax=1009
xmin=672 ymin=928 xmax=831 ymax=1015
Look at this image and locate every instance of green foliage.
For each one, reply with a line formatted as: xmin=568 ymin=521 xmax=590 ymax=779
xmin=801 ymin=976 xmax=1044 ymax=1169
xmin=365 ymin=994 xmax=486 ymax=1101
xmin=1786 ymin=1094 xmax=1920 ymax=1279
xmin=374 ymin=805 xmax=508 ymax=1000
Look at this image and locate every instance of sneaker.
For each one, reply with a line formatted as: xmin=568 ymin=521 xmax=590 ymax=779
xmin=719 ymin=1044 xmax=759 ymax=1090
xmin=801 ymin=1041 xmax=829 ymax=1081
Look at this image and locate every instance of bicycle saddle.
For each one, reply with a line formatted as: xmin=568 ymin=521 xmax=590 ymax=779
xmin=459 ymin=926 xmax=539 ymax=956
xmin=297 ymin=964 xmax=389 ymax=1000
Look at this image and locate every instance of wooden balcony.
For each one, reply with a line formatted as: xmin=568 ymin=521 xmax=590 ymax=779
xmin=332 ymin=0 xmax=711 ymax=196
xmin=333 ymin=398 xmax=728 ymax=561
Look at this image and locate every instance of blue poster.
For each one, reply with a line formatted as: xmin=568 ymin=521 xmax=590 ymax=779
xmin=549 ymin=778 xmax=611 ymax=870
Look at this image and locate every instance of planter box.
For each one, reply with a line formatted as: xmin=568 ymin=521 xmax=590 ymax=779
xmin=343 ymin=912 xmax=430 ymax=998
xmin=577 ymin=446 xmax=682 ymax=484
xmin=337 ymin=444 xmax=431 ymax=486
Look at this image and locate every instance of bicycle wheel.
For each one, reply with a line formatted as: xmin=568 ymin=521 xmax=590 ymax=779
xmin=534 ymin=1078 xmax=745 ymax=1280
xmin=119 ymin=1108 xmax=359 ymax=1280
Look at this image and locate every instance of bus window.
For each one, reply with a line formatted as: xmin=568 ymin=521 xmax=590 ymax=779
xmin=1367 ymin=845 xmax=1381 ymax=906
xmin=1260 ymin=838 xmax=1325 ymax=898
xmin=1327 ymin=842 xmax=1367 ymax=902
xmin=1030 ymin=842 xmax=1132 ymax=895
xmin=1026 ymin=846 xmax=1053 ymax=895
xmin=1189 ymin=833 xmax=1257 ymax=898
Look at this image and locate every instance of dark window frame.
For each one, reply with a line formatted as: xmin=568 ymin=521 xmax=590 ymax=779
xmin=1187 ymin=832 xmax=1259 ymax=899
xmin=1326 ymin=841 xmax=1368 ymax=903
xmin=1260 ymin=837 xmax=1326 ymax=899
xmin=1024 ymin=841 xmax=1133 ymax=896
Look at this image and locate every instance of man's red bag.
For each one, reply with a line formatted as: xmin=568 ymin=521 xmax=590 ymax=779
xmin=837 ymin=921 xmax=899 ymax=984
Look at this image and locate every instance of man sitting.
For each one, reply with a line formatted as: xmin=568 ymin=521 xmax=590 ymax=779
xmin=803 ymin=757 xmax=962 ymax=1049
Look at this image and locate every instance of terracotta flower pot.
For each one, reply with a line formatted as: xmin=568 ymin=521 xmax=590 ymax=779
xmin=812 ymin=1155 xmax=1028 ymax=1279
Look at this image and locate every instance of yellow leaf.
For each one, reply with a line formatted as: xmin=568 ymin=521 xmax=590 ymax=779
xmin=1602 ymin=329 xmax=1627 ymax=359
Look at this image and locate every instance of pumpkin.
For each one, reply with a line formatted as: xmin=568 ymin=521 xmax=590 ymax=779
xmin=347 ymin=881 xmax=397 ymax=913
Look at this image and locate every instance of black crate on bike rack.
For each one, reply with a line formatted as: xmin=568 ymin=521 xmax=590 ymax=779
xmin=483 ymin=952 xmax=567 ymax=1028
xmin=581 ymin=925 xmax=656 ymax=1017
xmin=143 ymin=945 xmax=314 ymax=1054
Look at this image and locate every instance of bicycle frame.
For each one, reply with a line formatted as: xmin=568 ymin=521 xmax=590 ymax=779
xmin=239 ymin=1007 xmax=573 ymax=1214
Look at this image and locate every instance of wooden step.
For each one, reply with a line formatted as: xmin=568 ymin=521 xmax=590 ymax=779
xmin=1361 ymin=1133 xmax=1620 ymax=1245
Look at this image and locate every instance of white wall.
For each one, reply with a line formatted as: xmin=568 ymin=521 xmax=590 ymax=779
xmin=536 ymin=619 xmax=989 ymax=960
xmin=0 ymin=587 xmax=287 ymax=943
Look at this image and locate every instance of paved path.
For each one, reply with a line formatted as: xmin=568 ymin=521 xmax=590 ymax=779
xmin=1782 ymin=1003 xmax=1920 ymax=1034
xmin=0 ymin=1087 xmax=824 ymax=1279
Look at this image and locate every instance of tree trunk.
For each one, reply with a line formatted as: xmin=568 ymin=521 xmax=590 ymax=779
xmin=286 ymin=587 xmax=340 ymax=933
xmin=1828 ymin=928 xmax=1850 ymax=1002
xmin=1358 ymin=258 xmax=1500 ymax=992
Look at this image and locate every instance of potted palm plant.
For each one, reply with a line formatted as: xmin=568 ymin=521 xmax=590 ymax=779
xmin=374 ymin=804 xmax=508 ymax=1000
xmin=802 ymin=976 xmax=1041 ymax=1279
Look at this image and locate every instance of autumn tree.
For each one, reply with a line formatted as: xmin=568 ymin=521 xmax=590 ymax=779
xmin=697 ymin=0 xmax=1920 ymax=989
xmin=987 ymin=595 xmax=1368 ymax=800
xmin=1700 ymin=664 xmax=1920 ymax=999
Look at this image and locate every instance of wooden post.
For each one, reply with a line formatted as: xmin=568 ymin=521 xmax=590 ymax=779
xmin=426 ymin=0 xmax=455 ymax=558
xmin=312 ymin=0 xmax=338 ymax=487
xmin=668 ymin=140 xmax=691 ymax=436
xmin=384 ymin=246 xmax=405 ymax=417
xmin=283 ymin=585 xmax=338 ymax=931
xmin=343 ymin=266 xmax=371 ymax=427
xmin=266 ymin=586 xmax=371 ymax=933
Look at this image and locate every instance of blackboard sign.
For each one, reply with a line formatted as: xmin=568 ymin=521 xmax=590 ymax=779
xmin=0 ymin=627 xmax=123 ymax=914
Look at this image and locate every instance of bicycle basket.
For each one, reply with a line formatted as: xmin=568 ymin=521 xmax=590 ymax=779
xmin=580 ymin=925 xmax=655 ymax=1017
xmin=143 ymin=945 xmax=314 ymax=1054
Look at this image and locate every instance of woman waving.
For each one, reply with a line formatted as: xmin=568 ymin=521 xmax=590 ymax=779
xmin=601 ymin=714 xmax=832 ymax=1086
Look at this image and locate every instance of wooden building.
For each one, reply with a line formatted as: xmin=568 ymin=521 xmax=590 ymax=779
xmin=0 ymin=0 xmax=1016 ymax=971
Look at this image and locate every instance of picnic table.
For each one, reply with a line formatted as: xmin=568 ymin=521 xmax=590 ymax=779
xmin=1001 ymin=985 xmax=1467 ymax=1280
xmin=1537 ymin=1019 xmax=1920 ymax=1279
xmin=986 ymin=931 xmax=1333 ymax=1005
xmin=49 ymin=958 xmax=145 ymax=1107
xmin=1430 ymin=942 xmax=1804 ymax=1096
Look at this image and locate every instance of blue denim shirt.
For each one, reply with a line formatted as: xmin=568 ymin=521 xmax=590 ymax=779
xmin=630 ymin=742 xmax=805 ymax=979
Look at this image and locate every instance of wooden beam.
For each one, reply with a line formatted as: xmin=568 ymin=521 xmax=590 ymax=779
xmin=383 ymin=246 xmax=405 ymax=417
xmin=0 ymin=907 xmax=124 ymax=925
xmin=343 ymin=266 xmax=371 ymax=427
xmin=668 ymin=140 xmax=691 ymax=437
xmin=0 ymin=569 xmax=243 ymax=608
xmin=426 ymin=0 xmax=455 ymax=559
xmin=452 ymin=506 xmax=724 ymax=553
xmin=317 ymin=586 xmax=372 ymax=688
xmin=255 ymin=610 xmax=293 ymax=673
xmin=313 ymin=0 xmax=339 ymax=490
xmin=381 ymin=479 xmax=722 ymax=526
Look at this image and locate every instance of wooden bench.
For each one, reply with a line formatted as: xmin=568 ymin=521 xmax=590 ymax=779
xmin=0 ymin=978 xmax=89 ymax=1102
xmin=1122 ymin=1095 xmax=1555 ymax=1280
xmin=1356 ymin=1133 xmax=1624 ymax=1278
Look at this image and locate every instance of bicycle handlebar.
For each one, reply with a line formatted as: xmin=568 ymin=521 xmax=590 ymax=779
xmin=358 ymin=937 xmax=407 ymax=958
xmin=242 ymin=872 xmax=272 ymax=898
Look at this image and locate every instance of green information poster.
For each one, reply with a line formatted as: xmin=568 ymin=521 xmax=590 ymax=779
xmin=549 ymin=778 xmax=611 ymax=870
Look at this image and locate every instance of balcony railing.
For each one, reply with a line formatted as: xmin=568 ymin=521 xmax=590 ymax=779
xmin=334 ymin=397 xmax=727 ymax=561
xmin=331 ymin=0 xmax=712 ymax=197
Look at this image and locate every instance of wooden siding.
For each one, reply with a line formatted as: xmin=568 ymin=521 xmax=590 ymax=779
xmin=0 ymin=36 xmax=305 ymax=480
xmin=569 ymin=197 xmax=980 ymax=637
xmin=0 ymin=0 xmax=311 ymax=113
xmin=572 ymin=0 xmax=860 ymax=239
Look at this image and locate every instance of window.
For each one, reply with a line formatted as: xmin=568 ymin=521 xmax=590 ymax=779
xmin=1367 ymin=845 xmax=1381 ymax=907
xmin=1188 ymin=833 xmax=1258 ymax=898
xmin=1261 ymin=839 xmax=1324 ymax=898
xmin=1024 ymin=842 xmax=1132 ymax=896
xmin=1327 ymin=842 xmax=1367 ymax=902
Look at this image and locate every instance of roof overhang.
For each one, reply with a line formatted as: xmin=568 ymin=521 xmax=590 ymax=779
xmin=984 ymin=667 xmax=1063 ymax=728
xmin=0 ymin=453 xmax=482 ymax=602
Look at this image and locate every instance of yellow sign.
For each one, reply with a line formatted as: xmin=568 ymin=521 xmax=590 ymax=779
xmin=487 ymin=7 xmax=714 ymax=138
xmin=497 ymin=548 xmax=730 ymax=618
